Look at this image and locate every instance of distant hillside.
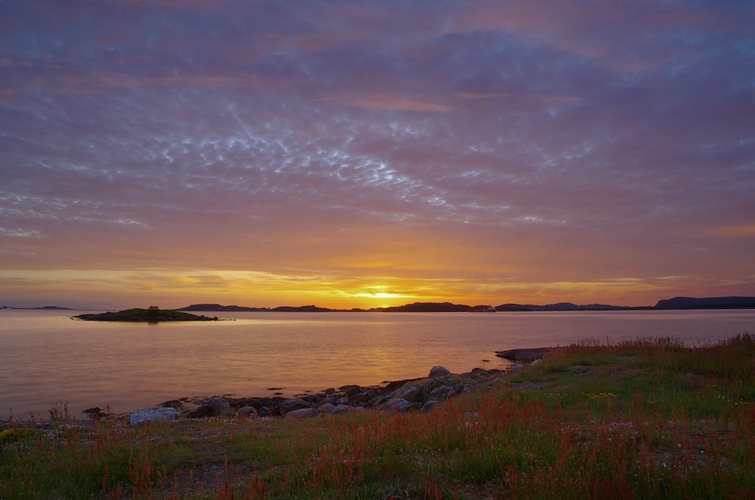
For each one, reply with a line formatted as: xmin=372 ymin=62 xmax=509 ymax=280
xmin=176 ymin=304 xmax=268 ymax=312
xmin=370 ymin=302 xmax=472 ymax=312
xmin=495 ymin=302 xmax=632 ymax=312
xmin=170 ymin=296 xmax=755 ymax=314
xmin=272 ymin=305 xmax=336 ymax=312
xmin=654 ymin=296 xmax=755 ymax=310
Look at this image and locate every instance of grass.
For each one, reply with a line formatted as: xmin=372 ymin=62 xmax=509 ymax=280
xmin=1 ymin=334 xmax=753 ymax=498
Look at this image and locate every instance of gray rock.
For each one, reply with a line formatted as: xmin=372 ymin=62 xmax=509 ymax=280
xmin=207 ymin=396 xmax=234 ymax=417
xmin=428 ymin=366 xmax=452 ymax=378
xmin=350 ymin=389 xmax=377 ymax=405
xmin=279 ymin=398 xmax=311 ymax=414
xmin=320 ymin=396 xmax=338 ymax=405
xmin=340 ymin=385 xmax=362 ymax=397
xmin=237 ymin=406 xmax=258 ymax=418
xmin=511 ymin=363 xmax=524 ymax=371
xmin=530 ymin=359 xmax=542 ymax=366
xmin=422 ymin=400 xmax=441 ymax=412
xmin=317 ymin=403 xmax=337 ymax=413
xmin=130 ymin=407 xmax=180 ymax=426
xmin=377 ymin=398 xmax=415 ymax=412
xmin=257 ymin=406 xmax=272 ymax=418
xmin=332 ymin=404 xmax=351 ymax=414
xmin=186 ymin=405 xmax=215 ymax=419
xmin=496 ymin=347 xmax=553 ymax=362
xmin=336 ymin=397 xmax=350 ymax=405
xmin=429 ymin=385 xmax=453 ymax=400
xmin=397 ymin=384 xmax=421 ymax=403
xmin=284 ymin=408 xmax=319 ymax=419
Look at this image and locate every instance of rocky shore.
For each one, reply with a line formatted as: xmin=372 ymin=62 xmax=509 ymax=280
xmin=115 ymin=362 xmax=540 ymax=426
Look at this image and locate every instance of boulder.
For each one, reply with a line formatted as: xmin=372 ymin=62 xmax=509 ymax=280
xmin=496 ymin=348 xmax=552 ymax=362
xmin=185 ymin=396 xmax=235 ymax=419
xmin=317 ymin=403 xmax=337 ymax=413
xmin=279 ymin=398 xmax=311 ymax=414
xmin=186 ymin=405 xmax=216 ymax=419
xmin=397 ymin=384 xmax=421 ymax=403
xmin=340 ymin=385 xmax=363 ymax=397
xmin=257 ymin=406 xmax=272 ymax=418
xmin=237 ymin=406 xmax=258 ymax=419
xmin=422 ymin=400 xmax=441 ymax=412
xmin=332 ymin=404 xmax=351 ymax=414
xmin=377 ymin=398 xmax=415 ymax=412
xmin=429 ymin=385 xmax=453 ymax=400
xmin=428 ymin=366 xmax=452 ymax=378
xmin=284 ymin=408 xmax=319 ymax=419
xmin=130 ymin=407 xmax=180 ymax=426
xmin=207 ymin=396 xmax=234 ymax=417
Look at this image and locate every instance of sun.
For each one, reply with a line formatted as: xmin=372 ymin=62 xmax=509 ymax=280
xmin=350 ymin=286 xmax=411 ymax=307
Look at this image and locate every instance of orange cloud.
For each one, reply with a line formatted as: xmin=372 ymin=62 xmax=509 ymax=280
xmin=703 ymin=223 xmax=755 ymax=238
xmin=324 ymin=93 xmax=456 ymax=112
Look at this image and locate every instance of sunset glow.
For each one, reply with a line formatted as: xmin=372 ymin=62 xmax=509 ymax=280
xmin=1 ymin=1 xmax=753 ymax=309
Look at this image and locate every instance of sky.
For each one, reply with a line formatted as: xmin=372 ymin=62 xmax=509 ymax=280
xmin=1 ymin=0 xmax=754 ymax=310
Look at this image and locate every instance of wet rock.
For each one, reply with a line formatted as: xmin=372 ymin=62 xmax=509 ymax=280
xmin=130 ymin=407 xmax=180 ymax=426
xmin=428 ymin=366 xmax=452 ymax=378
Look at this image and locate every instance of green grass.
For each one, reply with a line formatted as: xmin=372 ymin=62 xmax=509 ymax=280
xmin=2 ymin=334 xmax=753 ymax=498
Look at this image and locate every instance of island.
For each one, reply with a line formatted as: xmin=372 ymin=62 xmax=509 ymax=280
xmin=74 ymin=306 xmax=218 ymax=323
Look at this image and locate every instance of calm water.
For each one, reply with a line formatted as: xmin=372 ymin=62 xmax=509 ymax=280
xmin=1 ymin=309 xmax=753 ymax=419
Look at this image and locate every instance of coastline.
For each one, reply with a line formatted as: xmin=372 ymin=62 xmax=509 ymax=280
xmin=2 ymin=335 xmax=752 ymax=498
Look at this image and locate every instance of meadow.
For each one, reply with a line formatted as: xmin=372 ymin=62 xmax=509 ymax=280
xmin=1 ymin=334 xmax=753 ymax=499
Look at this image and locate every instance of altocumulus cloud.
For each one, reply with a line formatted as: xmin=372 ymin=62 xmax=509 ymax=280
xmin=0 ymin=0 xmax=754 ymax=308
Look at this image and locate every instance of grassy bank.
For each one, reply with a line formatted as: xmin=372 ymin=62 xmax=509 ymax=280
xmin=2 ymin=334 xmax=753 ymax=498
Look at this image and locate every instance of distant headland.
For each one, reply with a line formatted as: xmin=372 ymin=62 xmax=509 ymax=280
xmin=176 ymin=296 xmax=755 ymax=313
xmin=4 ymin=296 xmax=754 ymax=316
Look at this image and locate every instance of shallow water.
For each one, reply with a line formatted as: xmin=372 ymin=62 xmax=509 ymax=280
xmin=1 ymin=309 xmax=753 ymax=419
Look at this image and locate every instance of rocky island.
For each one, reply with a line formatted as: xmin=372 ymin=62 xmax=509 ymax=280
xmin=74 ymin=306 xmax=218 ymax=323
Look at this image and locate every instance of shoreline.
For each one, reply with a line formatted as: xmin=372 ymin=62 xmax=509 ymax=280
xmin=3 ymin=335 xmax=752 ymax=498
xmin=3 ymin=362 xmax=526 ymax=428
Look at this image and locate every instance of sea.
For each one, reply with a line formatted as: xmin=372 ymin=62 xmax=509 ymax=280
xmin=1 ymin=309 xmax=754 ymax=420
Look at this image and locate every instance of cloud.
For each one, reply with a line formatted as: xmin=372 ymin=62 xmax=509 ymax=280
xmin=1 ymin=0 xmax=753 ymax=308
xmin=324 ymin=94 xmax=457 ymax=112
